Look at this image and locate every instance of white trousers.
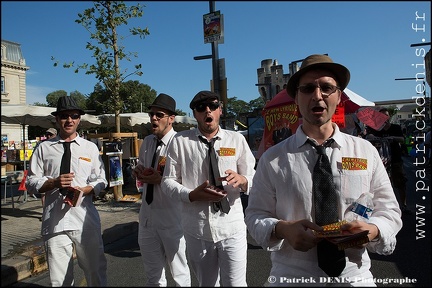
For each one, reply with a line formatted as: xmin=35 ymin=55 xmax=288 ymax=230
xmin=43 ymin=230 xmax=107 ymax=287
xmin=185 ymin=230 xmax=248 ymax=287
xmin=138 ymin=226 xmax=191 ymax=286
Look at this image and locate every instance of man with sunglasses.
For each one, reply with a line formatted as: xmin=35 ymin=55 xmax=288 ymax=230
xmin=245 ymin=54 xmax=402 ymax=285
xmin=132 ymin=93 xmax=191 ymax=286
xmin=26 ymin=96 xmax=108 ymax=286
xmin=162 ymin=90 xmax=256 ymax=286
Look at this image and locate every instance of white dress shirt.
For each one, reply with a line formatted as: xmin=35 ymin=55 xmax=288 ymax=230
xmin=138 ymin=128 xmax=182 ymax=229
xmin=26 ymin=134 xmax=108 ymax=236
xmin=161 ymin=127 xmax=256 ymax=242
xmin=245 ymin=124 xmax=402 ymax=284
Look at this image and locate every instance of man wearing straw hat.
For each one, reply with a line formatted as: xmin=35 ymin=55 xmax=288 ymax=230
xmin=245 ymin=54 xmax=402 ymax=285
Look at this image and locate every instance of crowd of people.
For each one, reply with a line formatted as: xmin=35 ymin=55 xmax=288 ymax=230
xmin=25 ymin=54 xmax=416 ymax=286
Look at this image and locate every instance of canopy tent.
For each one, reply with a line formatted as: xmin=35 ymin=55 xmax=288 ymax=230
xmin=1 ymin=104 xmax=101 ymax=168
xmin=1 ymin=104 xmax=102 ymax=129
xmin=343 ymin=88 xmax=376 ymax=112
xmin=97 ymin=113 xmax=197 ymax=136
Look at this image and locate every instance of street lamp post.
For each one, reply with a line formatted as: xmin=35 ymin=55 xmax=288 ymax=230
xmin=193 ymin=1 xmax=227 ymax=128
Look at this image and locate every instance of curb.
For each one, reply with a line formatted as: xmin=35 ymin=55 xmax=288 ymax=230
xmin=1 ymin=221 xmax=139 ymax=287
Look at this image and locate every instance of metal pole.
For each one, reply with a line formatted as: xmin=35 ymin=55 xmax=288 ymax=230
xmin=194 ymin=1 xmax=225 ymax=128
xmin=209 ymin=1 xmax=225 ymax=128
xmin=210 ymin=1 xmax=220 ymax=95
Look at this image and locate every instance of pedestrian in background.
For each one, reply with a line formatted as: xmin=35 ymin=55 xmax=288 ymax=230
xmin=162 ymin=90 xmax=256 ymax=286
xmin=245 ymin=54 xmax=402 ymax=286
xmin=44 ymin=128 xmax=58 ymax=140
xmin=26 ymin=96 xmax=108 ymax=286
xmin=132 ymin=94 xmax=191 ymax=286
xmin=366 ymin=107 xmax=411 ymax=215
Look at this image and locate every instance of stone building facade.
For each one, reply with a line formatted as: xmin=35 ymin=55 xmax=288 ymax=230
xmin=1 ymin=39 xmax=29 ymax=143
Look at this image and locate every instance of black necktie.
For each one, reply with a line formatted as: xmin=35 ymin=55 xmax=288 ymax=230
xmin=146 ymin=140 xmax=162 ymax=205
xmin=308 ymin=139 xmax=346 ymax=277
xmin=59 ymin=142 xmax=72 ymax=196
xmin=200 ymin=137 xmax=230 ymax=214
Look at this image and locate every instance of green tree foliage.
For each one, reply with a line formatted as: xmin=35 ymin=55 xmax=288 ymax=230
xmin=51 ymin=1 xmax=150 ymax=133
xmin=70 ymin=90 xmax=88 ymax=110
xmin=31 ymin=102 xmax=49 ymax=107
xmin=175 ymin=109 xmax=186 ymax=116
xmin=87 ymin=80 xmax=156 ymax=114
xmin=226 ymin=96 xmax=265 ymax=119
xmin=120 ymin=80 xmax=156 ymax=113
xmin=45 ymin=90 xmax=87 ymax=110
xmin=87 ymin=80 xmax=187 ymax=115
xmin=87 ymin=83 xmax=110 ymax=114
xmin=46 ymin=90 xmax=68 ymax=107
xmin=226 ymin=97 xmax=249 ymax=118
xmin=249 ymin=96 xmax=266 ymax=111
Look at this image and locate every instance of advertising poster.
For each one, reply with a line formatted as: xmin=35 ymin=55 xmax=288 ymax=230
xmin=203 ymin=10 xmax=224 ymax=44
xmin=104 ymin=141 xmax=124 ymax=187
xmin=257 ymin=102 xmax=301 ymax=159
xmin=109 ymin=155 xmax=124 ymax=187
xmin=332 ymin=101 xmax=346 ymax=128
xmin=19 ymin=149 xmax=33 ymax=161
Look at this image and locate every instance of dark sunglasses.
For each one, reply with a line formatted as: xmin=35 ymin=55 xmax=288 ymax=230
xmin=148 ymin=111 xmax=170 ymax=120
xmin=195 ymin=102 xmax=220 ymax=113
xmin=58 ymin=113 xmax=81 ymax=120
xmin=45 ymin=133 xmax=53 ymax=137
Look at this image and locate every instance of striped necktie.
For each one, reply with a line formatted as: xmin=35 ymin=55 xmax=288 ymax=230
xmin=199 ymin=136 xmax=230 ymax=214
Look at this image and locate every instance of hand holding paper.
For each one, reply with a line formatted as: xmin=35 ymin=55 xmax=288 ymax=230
xmin=314 ymin=220 xmax=369 ymax=250
xmin=64 ymin=187 xmax=84 ymax=207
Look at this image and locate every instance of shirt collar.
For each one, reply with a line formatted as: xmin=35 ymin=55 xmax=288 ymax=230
xmin=154 ymin=128 xmax=176 ymax=146
xmin=195 ymin=126 xmax=223 ymax=141
xmin=56 ymin=133 xmax=82 ymax=145
xmin=296 ymin=123 xmax=343 ymax=149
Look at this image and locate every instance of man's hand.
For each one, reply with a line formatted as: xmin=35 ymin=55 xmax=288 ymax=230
xmin=274 ymin=219 xmax=322 ymax=252
xmin=223 ymin=169 xmax=248 ymax=191
xmin=57 ymin=172 xmax=75 ymax=189
xmin=133 ymin=164 xmax=161 ymax=185
xmin=189 ymin=180 xmax=228 ymax=202
xmin=341 ymin=220 xmax=380 ymax=247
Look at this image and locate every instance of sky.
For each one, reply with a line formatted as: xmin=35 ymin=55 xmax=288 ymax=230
xmin=1 ymin=1 xmax=431 ymax=114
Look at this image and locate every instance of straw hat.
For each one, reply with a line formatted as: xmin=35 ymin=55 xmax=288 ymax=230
xmin=286 ymin=54 xmax=350 ymax=98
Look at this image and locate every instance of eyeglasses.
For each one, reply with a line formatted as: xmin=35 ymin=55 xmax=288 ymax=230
xmin=45 ymin=133 xmax=53 ymax=137
xmin=195 ymin=102 xmax=220 ymax=113
xmin=297 ymin=84 xmax=340 ymax=97
xmin=58 ymin=113 xmax=80 ymax=120
xmin=148 ymin=111 xmax=170 ymax=120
